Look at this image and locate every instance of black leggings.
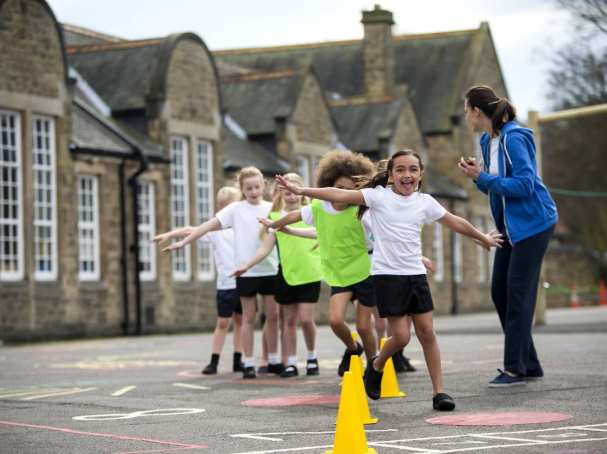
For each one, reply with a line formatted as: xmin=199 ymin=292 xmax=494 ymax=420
xmin=491 ymin=225 xmax=554 ymax=375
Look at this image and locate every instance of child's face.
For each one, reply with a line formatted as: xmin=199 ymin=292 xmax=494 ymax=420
xmin=281 ymin=187 xmax=301 ymax=208
xmin=332 ymin=176 xmax=355 ymax=210
xmin=390 ymin=155 xmax=423 ymax=196
xmin=241 ymin=176 xmax=264 ymax=204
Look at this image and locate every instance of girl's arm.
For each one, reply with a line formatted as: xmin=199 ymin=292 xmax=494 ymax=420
xmin=275 ymin=175 xmax=364 ymax=205
xmin=258 ymin=209 xmax=303 ymax=230
xmin=422 ymin=256 xmax=435 ymax=273
xmin=156 ymin=218 xmax=222 ymax=252
xmin=438 ymin=213 xmax=503 ymax=250
xmin=232 ymin=233 xmax=276 ymax=277
xmin=281 ymin=226 xmax=318 ymax=239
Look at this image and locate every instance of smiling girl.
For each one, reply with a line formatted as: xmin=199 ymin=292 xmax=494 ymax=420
xmin=154 ymin=166 xmax=280 ymax=379
xmin=275 ymin=150 xmax=503 ymax=411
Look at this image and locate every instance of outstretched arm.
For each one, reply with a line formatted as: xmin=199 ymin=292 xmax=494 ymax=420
xmin=258 ymin=209 xmax=303 ymax=231
xmin=232 ymin=233 xmax=276 ymax=277
xmin=275 ymin=175 xmax=364 ymax=206
xmin=281 ymin=226 xmax=318 ymax=239
xmin=438 ymin=213 xmax=503 ymax=250
xmin=154 ymin=218 xmax=222 ymax=252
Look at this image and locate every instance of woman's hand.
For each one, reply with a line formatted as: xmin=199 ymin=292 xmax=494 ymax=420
xmin=457 ymin=156 xmax=481 ymax=180
xmin=275 ymin=174 xmax=304 ymax=195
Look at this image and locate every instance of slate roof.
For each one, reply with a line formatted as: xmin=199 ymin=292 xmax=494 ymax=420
xmin=62 ymin=23 xmax=125 ymax=46
xmin=223 ymin=126 xmax=289 ymax=175
xmin=330 ymin=97 xmax=406 ymax=152
xmin=67 ymin=40 xmax=164 ymax=112
xmin=424 ymin=168 xmax=468 ymax=201
xmin=215 ymin=29 xmax=480 ymax=134
xmin=221 ymin=71 xmax=303 ymax=135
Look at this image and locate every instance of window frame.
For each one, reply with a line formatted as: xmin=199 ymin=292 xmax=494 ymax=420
xmin=32 ymin=115 xmax=58 ymax=281
xmin=77 ymin=175 xmax=101 ymax=281
xmin=169 ymin=135 xmax=191 ymax=281
xmin=0 ymin=110 xmax=24 ymax=281
xmin=195 ymin=139 xmax=215 ymax=281
xmin=137 ymin=181 xmax=156 ymax=282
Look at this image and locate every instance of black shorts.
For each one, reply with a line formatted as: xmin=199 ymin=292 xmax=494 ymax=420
xmin=330 ymin=276 xmax=376 ymax=308
xmin=216 ymin=289 xmax=242 ymax=318
xmin=372 ymin=274 xmax=434 ymax=317
xmin=236 ymin=275 xmax=278 ymax=298
xmin=275 ymin=268 xmax=321 ymax=305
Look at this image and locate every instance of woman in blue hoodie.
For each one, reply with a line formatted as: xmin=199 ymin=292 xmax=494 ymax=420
xmin=459 ymin=85 xmax=558 ymax=388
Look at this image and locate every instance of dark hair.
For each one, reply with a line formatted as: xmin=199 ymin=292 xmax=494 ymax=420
xmin=315 ymin=149 xmax=375 ymax=188
xmin=357 ymin=149 xmax=424 ymax=219
xmin=465 ymin=85 xmax=516 ymax=134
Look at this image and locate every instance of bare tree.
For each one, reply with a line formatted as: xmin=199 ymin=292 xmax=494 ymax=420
xmin=548 ymin=0 xmax=607 ymax=109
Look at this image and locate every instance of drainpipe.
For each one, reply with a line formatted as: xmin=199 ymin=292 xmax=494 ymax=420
xmin=119 ymin=162 xmax=130 ymax=335
xmin=128 ymin=149 xmax=149 ymax=335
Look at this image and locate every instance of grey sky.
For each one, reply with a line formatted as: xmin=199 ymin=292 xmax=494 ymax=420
xmin=48 ymin=0 xmax=571 ymax=118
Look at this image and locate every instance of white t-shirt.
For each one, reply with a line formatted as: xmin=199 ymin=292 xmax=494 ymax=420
xmin=489 ymin=137 xmax=500 ymax=175
xmin=360 ymin=186 xmax=447 ymax=275
xmin=300 ymin=201 xmax=373 ymax=251
xmin=202 ymin=229 xmax=236 ymax=290
xmin=216 ymin=200 xmax=278 ymax=277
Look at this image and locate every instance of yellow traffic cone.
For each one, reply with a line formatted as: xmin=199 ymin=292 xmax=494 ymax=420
xmin=348 ymin=355 xmax=378 ymax=425
xmin=351 ymin=331 xmax=365 ymax=375
xmin=326 ymin=372 xmax=377 ymax=454
xmin=379 ymin=337 xmax=407 ymax=399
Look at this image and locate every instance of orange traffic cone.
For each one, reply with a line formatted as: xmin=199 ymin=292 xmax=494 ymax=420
xmin=599 ymin=279 xmax=607 ymax=307
xmin=325 ymin=372 xmax=377 ymax=454
xmin=570 ymin=284 xmax=580 ymax=309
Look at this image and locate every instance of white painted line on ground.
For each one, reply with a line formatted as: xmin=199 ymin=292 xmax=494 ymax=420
xmin=20 ymin=387 xmax=97 ymax=400
xmin=437 ymin=437 xmax=607 ymax=453
xmin=368 ymin=443 xmax=442 ymax=453
xmin=111 ymin=385 xmax=136 ymax=397
xmin=231 ymin=445 xmax=333 ymax=454
xmin=231 ymin=429 xmax=397 ymax=442
xmin=173 ymin=383 xmax=211 ymax=390
xmin=0 ymin=389 xmax=63 ymax=399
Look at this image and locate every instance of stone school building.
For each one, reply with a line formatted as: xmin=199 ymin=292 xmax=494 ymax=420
xmin=0 ymin=0 xmax=508 ymax=341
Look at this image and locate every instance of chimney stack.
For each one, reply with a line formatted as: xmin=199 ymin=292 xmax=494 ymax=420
xmin=361 ymin=4 xmax=395 ymax=99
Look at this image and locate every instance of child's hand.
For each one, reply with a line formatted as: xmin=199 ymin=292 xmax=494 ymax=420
xmin=422 ymin=256 xmax=436 ymax=273
xmin=481 ymin=230 xmax=503 ymax=249
xmin=162 ymin=239 xmax=186 ymax=252
xmin=258 ymin=217 xmax=275 ymax=229
xmin=275 ymin=174 xmax=303 ymax=195
xmin=231 ymin=265 xmax=249 ymax=277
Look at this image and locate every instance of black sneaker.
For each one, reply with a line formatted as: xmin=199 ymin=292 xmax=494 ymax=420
xmin=363 ymin=357 xmax=383 ymax=400
xmin=243 ymin=366 xmax=256 ymax=379
xmin=337 ymin=342 xmax=364 ymax=376
xmin=233 ymin=361 xmax=244 ymax=373
xmin=306 ymin=359 xmax=320 ymax=376
xmin=201 ymin=363 xmax=217 ymax=375
xmin=280 ymin=365 xmax=298 ymax=378
xmin=433 ymin=393 xmax=455 ymax=411
xmin=267 ymin=363 xmax=285 ymax=375
xmin=257 ymin=365 xmax=269 ymax=374
xmin=392 ymin=352 xmax=406 ymax=373
xmin=401 ymin=354 xmax=416 ymax=372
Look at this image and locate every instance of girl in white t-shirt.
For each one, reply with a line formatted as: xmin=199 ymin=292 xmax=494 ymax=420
xmin=275 ymin=150 xmax=503 ymax=411
xmin=154 ymin=167 xmax=280 ymax=380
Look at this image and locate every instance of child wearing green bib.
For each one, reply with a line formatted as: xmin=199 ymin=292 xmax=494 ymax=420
xmin=260 ymin=150 xmax=379 ymax=376
xmin=233 ymin=173 xmax=323 ymax=378
xmin=274 ymin=150 xmax=503 ymax=411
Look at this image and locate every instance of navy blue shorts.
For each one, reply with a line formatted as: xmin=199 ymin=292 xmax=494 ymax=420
xmin=216 ymin=289 xmax=242 ymax=318
xmin=372 ymin=274 xmax=434 ymax=317
xmin=330 ymin=276 xmax=376 ymax=307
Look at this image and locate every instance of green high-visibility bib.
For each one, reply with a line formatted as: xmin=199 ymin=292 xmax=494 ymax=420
xmin=310 ymin=200 xmax=370 ymax=287
xmin=270 ymin=211 xmax=322 ymax=286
